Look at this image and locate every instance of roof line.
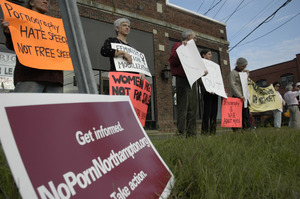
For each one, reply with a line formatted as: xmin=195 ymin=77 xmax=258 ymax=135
xmin=165 ymin=0 xmax=226 ymax=26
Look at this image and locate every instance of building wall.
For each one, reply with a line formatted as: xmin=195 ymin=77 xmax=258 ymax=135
xmin=250 ymin=54 xmax=300 ymax=94
xmin=249 ymin=54 xmax=300 ymax=126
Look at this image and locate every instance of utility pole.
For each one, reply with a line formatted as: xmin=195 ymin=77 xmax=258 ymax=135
xmin=58 ymin=1 xmax=98 ymax=94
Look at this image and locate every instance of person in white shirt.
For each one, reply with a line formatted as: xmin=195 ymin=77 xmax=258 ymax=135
xmin=295 ymin=82 xmax=300 ymax=110
xmin=273 ymin=82 xmax=285 ymax=129
xmin=283 ymin=84 xmax=300 ymax=129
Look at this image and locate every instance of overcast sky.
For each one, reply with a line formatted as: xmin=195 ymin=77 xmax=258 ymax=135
xmin=168 ymin=0 xmax=300 ymax=71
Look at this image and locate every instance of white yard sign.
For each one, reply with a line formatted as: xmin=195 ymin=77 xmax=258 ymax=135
xmin=201 ymin=59 xmax=227 ymax=98
xmin=111 ymin=43 xmax=152 ymax=77
xmin=239 ymin=72 xmax=251 ymax=108
xmin=0 ymin=52 xmax=16 ymax=90
xmin=176 ymin=39 xmax=207 ymax=88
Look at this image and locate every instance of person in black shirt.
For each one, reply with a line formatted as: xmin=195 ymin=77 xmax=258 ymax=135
xmin=100 ymin=18 xmax=145 ymax=80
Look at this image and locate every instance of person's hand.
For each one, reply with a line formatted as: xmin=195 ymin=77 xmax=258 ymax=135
xmin=204 ymin=70 xmax=208 ymax=76
xmin=182 ymin=41 xmax=188 ymax=46
xmin=123 ymin=52 xmax=132 ymax=64
xmin=139 ymin=73 xmax=145 ymax=80
xmin=240 ymin=96 xmax=245 ymax=101
xmin=210 ymin=92 xmax=215 ymax=95
xmin=1 ymin=19 xmax=10 ymax=34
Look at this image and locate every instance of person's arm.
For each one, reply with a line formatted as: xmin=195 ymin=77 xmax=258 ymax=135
xmin=1 ymin=19 xmax=14 ymax=50
xmin=101 ymin=38 xmax=132 ymax=64
xmin=292 ymin=90 xmax=300 ymax=98
xmin=100 ymin=38 xmax=116 ymax=58
xmin=168 ymin=42 xmax=181 ymax=68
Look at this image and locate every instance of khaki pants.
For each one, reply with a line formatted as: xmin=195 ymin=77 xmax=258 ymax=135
xmin=288 ymin=105 xmax=300 ymax=129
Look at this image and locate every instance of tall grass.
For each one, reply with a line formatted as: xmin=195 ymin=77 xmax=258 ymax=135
xmin=0 ymin=128 xmax=299 ymax=199
xmin=0 ymin=145 xmax=21 ymax=199
xmin=152 ymin=128 xmax=300 ymax=198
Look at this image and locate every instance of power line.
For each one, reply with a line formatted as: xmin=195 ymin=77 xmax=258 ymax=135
xmin=208 ymin=0 xmax=216 ymax=10
xmin=230 ymin=0 xmax=280 ymax=41
xmin=204 ymin=0 xmax=222 ymax=15
xmin=238 ymin=12 xmax=300 ymax=47
xmin=229 ymin=0 xmax=292 ymax=52
xmin=225 ymin=0 xmax=245 ymax=23
xmin=220 ymin=0 xmax=253 ymax=22
xmin=196 ymin=0 xmax=206 ymax=13
xmin=213 ymin=0 xmax=227 ymax=18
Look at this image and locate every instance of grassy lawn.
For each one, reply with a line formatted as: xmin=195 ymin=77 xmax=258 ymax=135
xmin=152 ymin=127 xmax=300 ymax=198
xmin=0 ymin=127 xmax=299 ymax=198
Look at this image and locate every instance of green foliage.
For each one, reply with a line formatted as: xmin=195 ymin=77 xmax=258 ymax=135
xmin=152 ymin=128 xmax=300 ymax=199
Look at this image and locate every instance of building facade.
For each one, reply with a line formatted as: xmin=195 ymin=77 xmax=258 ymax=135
xmin=0 ymin=0 xmax=231 ymax=132
xmin=249 ymin=54 xmax=300 ymax=125
xmin=250 ymin=54 xmax=300 ymax=93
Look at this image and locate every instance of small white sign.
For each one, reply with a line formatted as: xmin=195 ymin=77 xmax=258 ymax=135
xmin=239 ymin=72 xmax=250 ymax=108
xmin=176 ymin=39 xmax=207 ymax=88
xmin=201 ymin=59 xmax=227 ymax=98
xmin=111 ymin=43 xmax=152 ymax=77
xmin=0 ymin=52 xmax=16 ymax=90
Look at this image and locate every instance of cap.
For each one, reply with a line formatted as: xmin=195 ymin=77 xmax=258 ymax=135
xmin=296 ymin=82 xmax=300 ymax=87
xmin=236 ymin=57 xmax=248 ymax=66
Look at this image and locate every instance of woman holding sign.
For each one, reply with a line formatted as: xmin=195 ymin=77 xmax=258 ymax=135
xmin=229 ymin=57 xmax=251 ymax=131
xmin=100 ymin=18 xmax=145 ymax=80
xmin=200 ymin=49 xmax=219 ymax=135
xmin=1 ymin=0 xmax=63 ymax=93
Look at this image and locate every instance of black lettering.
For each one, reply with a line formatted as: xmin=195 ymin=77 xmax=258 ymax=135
xmin=17 ymin=43 xmax=32 ymax=54
xmin=56 ymin=49 xmax=70 ymax=58
xmin=112 ymin=86 xmax=130 ymax=95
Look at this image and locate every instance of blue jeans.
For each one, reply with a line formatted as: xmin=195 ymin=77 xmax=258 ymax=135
xmin=13 ymin=81 xmax=63 ymax=93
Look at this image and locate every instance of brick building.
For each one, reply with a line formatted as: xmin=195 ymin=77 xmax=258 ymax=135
xmin=250 ymin=54 xmax=300 ymax=93
xmin=0 ymin=0 xmax=230 ymax=132
xmin=249 ymin=53 xmax=300 ymax=125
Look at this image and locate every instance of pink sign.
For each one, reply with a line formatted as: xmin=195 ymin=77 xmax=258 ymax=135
xmin=0 ymin=94 xmax=173 ymax=199
xmin=221 ymin=97 xmax=243 ymax=128
xmin=109 ymin=72 xmax=151 ymax=127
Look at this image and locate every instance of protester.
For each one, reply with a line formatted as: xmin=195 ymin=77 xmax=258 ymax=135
xmin=273 ymin=82 xmax=286 ymax=129
xmin=100 ymin=18 xmax=145 ymax=80
xmin=200 ymin=49 xmax=212 ymax=60
xmin=229 ymin=57 xmax=251 ymax=131
xmin=169 ymin=29 xmax=200 ymax=137
xmin=200 ymin=49 xmax=218 ymax=135
xmin=284 ymin=84 xmax=300 ymax=129
xmin=1 ymin=0 xmax=63 ymax=93
xmin=295 ymin=82 xmax=300 ymax=110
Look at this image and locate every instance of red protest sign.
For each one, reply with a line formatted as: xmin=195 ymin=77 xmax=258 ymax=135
xmin=109 ymin=72 xmax=151 ymax=127
xmin=0 ymin=94 xmax=173 ymax=199
xmin=221 ymin=97 xmax=243 ymax=128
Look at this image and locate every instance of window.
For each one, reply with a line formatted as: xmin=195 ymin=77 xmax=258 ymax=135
xmin=256 ymin=79 xmax=267 ymax=87
xmin=281 ymin=73 xmax=294 ymax=88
